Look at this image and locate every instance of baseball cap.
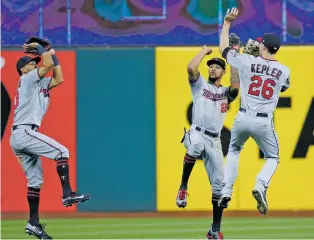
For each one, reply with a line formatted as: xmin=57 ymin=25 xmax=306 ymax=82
xmin=16 ymin=56 xmax=41 ymax=75
xmin=207 ymin=58 xmax=226 ymax=70
xmin=257 ymin=33 xmax=281 ymax=53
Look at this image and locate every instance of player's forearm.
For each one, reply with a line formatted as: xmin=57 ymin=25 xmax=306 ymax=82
xmin=219 ymin=21 xmax=231 ymax=54
xmin=38 ymin=50 xmax=54 ymax=78
xmin=230 ymin=66 xmax=240 ymax=89
xmin=187 ymin=49 xmax=208 ymax=73
xmin=41 ymin=52 xmax=54 ymax=70
xmin=51 ymin=52 xmax=64 ymax=84
xmin=47 ymin=66 xmax=64 ymax=90
xmin=48 ymin=52 xmax=64 ymax=89
xmin=53 ymin=66 xmax=64 ymax=84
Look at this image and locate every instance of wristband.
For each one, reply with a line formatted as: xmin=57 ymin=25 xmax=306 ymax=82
xmin=51 ymin=54 xmax=60 ymax=66
xmin=36 ymin=45 xmax=46 ymax=55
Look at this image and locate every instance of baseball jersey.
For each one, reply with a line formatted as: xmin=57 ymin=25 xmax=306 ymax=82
xmin=225 ymin=49 xmax=290 ymax=114
xmin=189 ymin=75 xmax=229 ymax=133
xmin=13 ymin=68 xmax=52 ymax=127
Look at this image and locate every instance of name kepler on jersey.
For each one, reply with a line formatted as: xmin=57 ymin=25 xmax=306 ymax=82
xmin=251 ymin=64 xmax=282 ymax=79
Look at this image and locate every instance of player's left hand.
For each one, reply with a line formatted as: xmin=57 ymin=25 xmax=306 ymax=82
xmin=201 ymin=45 xmax=213 ymax=55
xmin=224 ymin=7 xmax=239 ymax=22
xmin=243 ymin=39 xmax=260 ymax=57
xmin=229 ymin=33 xmax=241 ymax=52
xmin=23 ymin=42 xmax=39 ymax=50
xmin=49 ymin=49 xmax=56 ymax=55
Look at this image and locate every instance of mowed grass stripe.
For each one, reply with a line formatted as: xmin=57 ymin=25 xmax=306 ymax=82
xmin=2 ymin=220 xmax=314 ymax=231
xmin=2 ymin=218 xmax=314 ymax=239
xmin=2 ymin=223 xmax=314 ymax=238
xmin=4 ymin=218 xmax=313 ymax=230
xmin=227 ymin=231 xmax=314 ymax=239
xmin=3 ymin=217 xmax=314 ymax=226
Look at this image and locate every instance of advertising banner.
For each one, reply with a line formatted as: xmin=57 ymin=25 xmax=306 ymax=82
xmin=156 ymin=46 xmax=314 ymax=211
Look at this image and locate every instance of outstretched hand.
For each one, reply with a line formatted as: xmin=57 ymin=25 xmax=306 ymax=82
xmin=23 ymin=42 xmax=39 ymax=50
xmin=202 ymin=45 xmax=213 ymax=55
xmin=224 ymin=7 xmax=239 ymax=23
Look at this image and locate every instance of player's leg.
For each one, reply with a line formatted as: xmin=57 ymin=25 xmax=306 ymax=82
xmin=10 ymin=132 xmax=51 ymax=238
xmin=12 ymin=150 xmax=52 ymax=239
xmin=203 ymin=136 xmax=224 ymax=239
xmin=250 ymin=119 xmax=279 ymax=214
xmin=176 ymin=129 xmax=205 ymax=208
xmin=21 ymin=129 xmax=90 ymax=206
xmin=219 ymin=117 xmax=250 ymax=208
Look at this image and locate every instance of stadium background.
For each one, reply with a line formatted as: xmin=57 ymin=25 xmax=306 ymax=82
xmin=1 ymin=0 xmax=314 ymax=239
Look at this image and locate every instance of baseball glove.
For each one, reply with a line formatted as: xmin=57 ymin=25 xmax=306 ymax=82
xmin=229 ymin=33 xmax=241 ymax=52
xmin=243 ymin=38 xmax=259 ymax=57
xmin=24 ymin=36 xmax=52 ymax=55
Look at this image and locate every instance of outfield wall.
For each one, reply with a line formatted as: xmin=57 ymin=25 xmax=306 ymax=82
xmin=1 ymin=47 xmax=314 ymax=212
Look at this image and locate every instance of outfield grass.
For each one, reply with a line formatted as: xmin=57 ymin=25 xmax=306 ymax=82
xmin=2 ymin=217 xmax=314 ymax=239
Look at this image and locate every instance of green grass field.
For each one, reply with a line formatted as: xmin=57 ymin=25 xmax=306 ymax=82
xmin=2 ymin=217 xmax=314 ymax=239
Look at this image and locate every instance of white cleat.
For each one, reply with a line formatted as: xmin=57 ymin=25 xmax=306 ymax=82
xmin=252 ymin=188 xmax=268 ymax=215
xmin=218 ymin=194 xmax=232 ymax=208
xmin=176 ymin=189 xmax=188 ymax=208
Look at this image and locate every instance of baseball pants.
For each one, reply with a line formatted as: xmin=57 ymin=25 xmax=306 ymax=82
xmin=183 ymin=124 xmax=224 ymax=196
xmin=221 ymin=110 xmax=279 ymax=196
xmin=10 ymin=125 xmax=69 ymax=189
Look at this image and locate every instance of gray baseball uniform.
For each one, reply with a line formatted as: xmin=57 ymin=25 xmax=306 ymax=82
xmin=183 ymin=74 xmax=230 ymax=195
xmin=9 ymin=68 xmax=69 ymax=188
xmin=221 ymin=50 xmax=290 ymax=196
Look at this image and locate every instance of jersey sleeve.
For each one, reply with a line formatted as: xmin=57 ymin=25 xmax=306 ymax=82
xmin=41 ymin=77 xmax=52 ymax=89
xmin=222 ymin=47 xmax=250 ymax=70
xmin=189 ymin=74 xmax=205 ymax=95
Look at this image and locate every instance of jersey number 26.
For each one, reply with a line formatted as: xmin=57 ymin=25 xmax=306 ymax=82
xmin=248 ymin=75 xmax=276 ymax=99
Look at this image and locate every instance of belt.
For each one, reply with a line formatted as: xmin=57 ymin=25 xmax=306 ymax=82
xmin=195 ymin=126 xmax=219 ymax=138
xmin=12 ymin=124 xmax=39 ymax=131
xmin=239 ymin=107 xmax=268 ymax=118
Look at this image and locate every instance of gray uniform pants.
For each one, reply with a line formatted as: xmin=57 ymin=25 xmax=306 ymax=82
xmin=221 ymin=110 xmax=279 ymax=196
xmin=183 ymin=124 xmax=224 ymax=196
xmin=10 ymin=125 xmax=69 ymax=188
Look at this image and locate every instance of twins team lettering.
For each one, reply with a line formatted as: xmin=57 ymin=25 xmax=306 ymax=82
xmin=202 ymin=89 xmax=228 ymax=101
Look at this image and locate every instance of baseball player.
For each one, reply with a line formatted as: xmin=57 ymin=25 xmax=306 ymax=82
xmin=218 ymin=8 xmax=291 ymax=215
xmin=9 ymin=38 xmax=90 ymax=239
xmin=176 ymin=44 xmax=240 ymax=239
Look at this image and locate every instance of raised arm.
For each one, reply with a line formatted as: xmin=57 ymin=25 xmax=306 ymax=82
xmin=23 ymin=42 xmax=54 ymax=78
xmin=228 ymin=33 xmax=241 ymax=91
xmin=228 ymin=66 xmax=240 ymax=103
xmin=219 ymin=8 xmax=239 ymax=54
xmin=187 ymin=46 xmax=212 ymax=82
xmin=219 ymin=8 xmax=250 ymax=69
xmin=47 ymin=49 xmax=64 ymax=90
xmin=230 ymin=67 xmax=240 ymax=89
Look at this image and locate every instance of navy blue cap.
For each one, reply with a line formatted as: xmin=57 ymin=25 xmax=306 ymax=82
xmin=16 ymin=56 xmax=41 ymax=75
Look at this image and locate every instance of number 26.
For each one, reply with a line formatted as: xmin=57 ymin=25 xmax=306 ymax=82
xmin=248 ymin=75 xmax=276 ymax=99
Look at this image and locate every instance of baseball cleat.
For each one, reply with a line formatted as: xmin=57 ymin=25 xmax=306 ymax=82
xmin=176 ymin=188 xmax=189 ymax=208
xmin=206 ymin=227 xmax=224 ymax=240
xmin=252 ymin=189 xmax=268 ymax=215
xmin=218 ymin=194 xmax=231 ymax=208
xmin=62 ymin=191 xmax=90 ymax=207
xmin=25 ymin=221 xmax=52 ymax=239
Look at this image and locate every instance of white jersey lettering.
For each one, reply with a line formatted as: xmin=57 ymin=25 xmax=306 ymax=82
xmin=226 ymin=50 xmax=290 ymax=113
xmin=189 ymin=75 xmax=229 ymax=133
